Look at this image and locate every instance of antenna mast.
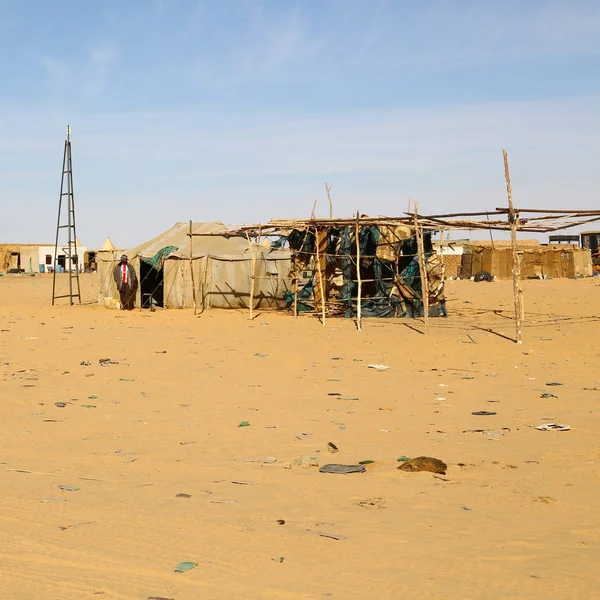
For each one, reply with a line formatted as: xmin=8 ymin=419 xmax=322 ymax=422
xmin=52 ymin=125 xmax=81 ymax=305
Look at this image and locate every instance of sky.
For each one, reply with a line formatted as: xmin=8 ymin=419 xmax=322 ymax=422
xmin=0 ymin=0 xmax=599 ymax=248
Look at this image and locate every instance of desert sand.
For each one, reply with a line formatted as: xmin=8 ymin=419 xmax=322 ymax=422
xmin=0 ymin=273 xmax=599 ymax=600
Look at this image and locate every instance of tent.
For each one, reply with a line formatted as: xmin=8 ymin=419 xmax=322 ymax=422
xmin=97 ymin=222 xmax=291 ymax=309
xmin=101 ymin=237 xmax=116 ymax=251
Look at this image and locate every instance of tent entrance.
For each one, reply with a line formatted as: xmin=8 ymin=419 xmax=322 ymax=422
xmin=140 ymin=261 xmax=164 ymax=308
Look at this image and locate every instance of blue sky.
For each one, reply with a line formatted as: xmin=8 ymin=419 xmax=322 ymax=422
xmin=1 ymin=0 xmax=599 ymax=248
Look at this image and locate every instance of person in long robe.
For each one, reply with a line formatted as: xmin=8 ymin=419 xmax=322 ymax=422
xmin=113 ymin=254 xmax=138 ymax=310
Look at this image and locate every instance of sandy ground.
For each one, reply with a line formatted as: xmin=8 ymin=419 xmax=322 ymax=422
xmin=1 ymin=273 xmax=599 ymax=600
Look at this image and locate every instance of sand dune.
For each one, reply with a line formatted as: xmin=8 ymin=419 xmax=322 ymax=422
xmin=1 ymin=273 xmax=599 ymax=599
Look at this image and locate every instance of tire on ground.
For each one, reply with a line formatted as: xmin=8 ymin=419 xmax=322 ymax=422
xmin=474 ymin=270 xmax=494 ymax=282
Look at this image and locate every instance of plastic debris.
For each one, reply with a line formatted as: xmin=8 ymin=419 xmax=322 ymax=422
xmin=54 ymin=402 xmax=67 ymax=408
xmin=58 ymin=485 xmax=79 ymax=492
xmin=327 ymin=442 xmax=339 ymax=453
xmin=238 ymin=421 xmax=250 ymax=427
xmin=397 ymin=456 xmax=411 ymax=462
xmin=472 ymin=411 xmax=497 ymax=416
xmin=535 ymin=423 xmax=570 ymax=431
xmin=174 ymin=561 xmax=197 ymax=574
xmin=318 ymin=532 xmax=347 ymax=540
xmin=368 ymin=364 xmax=390 ymax=371
xmin=540 ymin=392 xmax=557 ymax=398
xmin=359 ymin=460 xmax=374 ymax=465
xmin=176 ymin=493 xmax=191 ymax=498
xmin=545 ymin=382 xmax=563 ymax=387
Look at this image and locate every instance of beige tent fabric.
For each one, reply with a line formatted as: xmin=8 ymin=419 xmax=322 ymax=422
xmin=101 ymin=238 xmax=116 ymax=251
xmin=96 ymin=222 xmax=292 ymax=310
xmin=376 ymin=225 xmax=412 ymax=261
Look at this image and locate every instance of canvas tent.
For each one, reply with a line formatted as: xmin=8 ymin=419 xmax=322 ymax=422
xmin=97 ymin=222 xmax=291 ymax=309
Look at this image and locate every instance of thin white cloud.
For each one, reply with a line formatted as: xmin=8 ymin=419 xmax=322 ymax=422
xmin=84 ymin=41 xmax=118 ymax=96
xmin=177 ymin=0 xmax=600 ymax=88
xmin=0 ymin=94 xmax=598 ymax=246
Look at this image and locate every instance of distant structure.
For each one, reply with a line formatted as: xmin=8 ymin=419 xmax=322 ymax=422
xmin=101 ymin=237 xmax=116 ymax=251
xmin=52 ymin=125 xmax=81 ymax=305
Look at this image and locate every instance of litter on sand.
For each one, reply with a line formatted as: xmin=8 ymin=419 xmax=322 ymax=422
xmin=238 ymin=421 xmax=250 ymax=427
xmin=535 ymin=423 xmax=570 ymax=431
xmin=472 ymin=411 xmax=497 ymax=416
xmin=540 ymin=392 xmax=557 ymax=398
xmin=58 ymin=485 xmax=80 ymax=492
xmin=318 ymin=532 xmax=347 ymax=540
xmin=545 ymin=382 xmax=563 ymax=387
xmin=174 ymin=561 xmax=197 ymax=573
xmin=327 ymin=442 xmax=339 ymax=453
xmin=319 ymin=464 xmax=366 ymax=474
xmin=368 ymin=364 xmax=390 ymax=370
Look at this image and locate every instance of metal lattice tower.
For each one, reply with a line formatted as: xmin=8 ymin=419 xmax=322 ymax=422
xmin=52 ymin=125 xmax=81 ymax=305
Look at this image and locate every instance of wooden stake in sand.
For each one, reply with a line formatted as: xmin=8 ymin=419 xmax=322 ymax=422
xmin=292 ymin=260 xmax=299 ymax=318
xmin=355 ymin=212 xmax=362 ymax=331
xmin=503 ymin=149 xmax=524 ymax=344
xmin=189 ymin=220 xmax=197 ymax=316
xmin=314 ymin=226 xmax=327 ymax=327
xmin=246 ymin=232 xmax=257 ymax=321
xmin=414 ymin=201 xmax=430 ymax=334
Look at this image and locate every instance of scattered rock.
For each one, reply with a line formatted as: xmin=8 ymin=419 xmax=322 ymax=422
xmin=397 ymin=457 xmax=447 ymax=475
xmin=296 ymin=456 xmax=319 ymax=468
xmin=319 ymin=464 xmax=366 ymax=474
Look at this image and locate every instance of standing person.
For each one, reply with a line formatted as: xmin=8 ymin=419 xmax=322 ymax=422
xmin=113 ymin=254 xmax=138 ymax=310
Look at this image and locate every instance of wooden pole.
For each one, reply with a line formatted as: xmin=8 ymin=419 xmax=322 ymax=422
xmin=314 ymin=226 xmax=327 ymax=327
xmin=325 ymin=183 xmax=333 ymax=218
xmin=189 ymin=220 xmax=197 ymax=316
xmin=246 ymin=232 xmax=257 ymax=320
xmin=503 ymin=149 xmax=524 ymax=344
xmin=292 ymin=250 xmax=299 ymax=318
xmin=414 ymin=201 xmax=429 ymax=334
xmin=200 ymin=256 xmax=210 ymax=314
xmin=355 ymin=211 xmax=362 ymax=331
